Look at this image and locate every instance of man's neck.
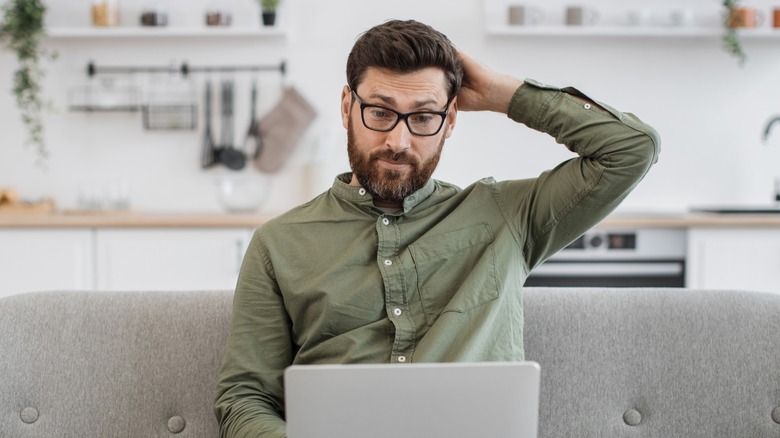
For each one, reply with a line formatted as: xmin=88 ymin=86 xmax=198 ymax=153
xmin=372 ymin=198 xmax=403 ymax=212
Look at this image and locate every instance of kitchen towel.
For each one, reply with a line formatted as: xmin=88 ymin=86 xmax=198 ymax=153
xmin=254 ymin=86 xmax=317 ymax=173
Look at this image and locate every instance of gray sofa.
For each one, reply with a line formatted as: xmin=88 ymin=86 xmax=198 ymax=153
xmin=2 ymin=288 xmax=779 ymax=437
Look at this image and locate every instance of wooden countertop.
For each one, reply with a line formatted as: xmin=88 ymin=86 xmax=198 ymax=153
xmin=599 ymin=212 xmax=780 ymax=228
xmin=2 ymin=210 xmax=780 ymax=228
xmin=0 ymin=211 xmax=276 ymax=228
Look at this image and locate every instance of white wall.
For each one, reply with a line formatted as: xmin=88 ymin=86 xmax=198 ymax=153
xmin=2 ymin=0 xmax=780 ymax=214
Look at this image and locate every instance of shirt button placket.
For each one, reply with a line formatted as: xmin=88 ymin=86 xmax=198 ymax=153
xmin=377 ymin=215 xmax=412 ymax=364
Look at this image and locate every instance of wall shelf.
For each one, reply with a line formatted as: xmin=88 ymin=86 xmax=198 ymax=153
xmin=46 ymin=26 xmax=286 ymax=39
xmin=486 ymin=25 xmax=780 ymax=39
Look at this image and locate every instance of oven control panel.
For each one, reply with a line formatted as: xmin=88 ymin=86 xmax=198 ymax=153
xmin=566 ymin=232 xmax=636 ymax=250
xmin=553 ymin=228 xmax=687 ymax=260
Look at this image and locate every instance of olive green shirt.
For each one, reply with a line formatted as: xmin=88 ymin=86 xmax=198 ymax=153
xmin=215 ymin=79 xmax=660 ymax=438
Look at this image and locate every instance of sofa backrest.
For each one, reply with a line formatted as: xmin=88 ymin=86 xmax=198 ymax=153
xmin=0 ymin=290 xmax=233 ymax=437
xmin=2 ymin=288 xmax=779 ymax=437
xmin=524 ymin=287 xmax=780 ymax=437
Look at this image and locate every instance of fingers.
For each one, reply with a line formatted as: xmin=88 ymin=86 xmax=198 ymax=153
xmin=456 ymin=50 xmax=522 ymax=114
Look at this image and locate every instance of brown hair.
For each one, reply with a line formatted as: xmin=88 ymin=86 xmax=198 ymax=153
xmin=346 ymin=20 xmax=463 ymax=102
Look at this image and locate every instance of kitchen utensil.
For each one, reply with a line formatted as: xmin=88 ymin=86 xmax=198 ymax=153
xmin=243 ymin=79 xmax=262 ymax=159
xmin=217 ymin=79 xmax=247 ymax=170
xmin=140 ymin=9 xmax=168 ymax=26
xmin=68 ymin=76 xmax=140 ymax=112
xmin=727 ymin=7 xmax=765 ymax=28
xmin=507 ymin=5 xmax=543 ymax=26
xmin=142 ymin=102 xmax=197 ymax=130
xmin=566 ymin=6 xmax=599 ymax=26
xmin=254 ymin=86 xmax=317 ymax=173
xmin=92 ymin=0 xmax=119 ymax=27
xmin=205 ymin=9 xmax=232 ymax=26
xmin=201 ymin=80 xmax=216 ymax=168
xmin=216 ymin=175 xmax=271 ymax=213
xmin=143 ymin=74 xmax=197 ymax=131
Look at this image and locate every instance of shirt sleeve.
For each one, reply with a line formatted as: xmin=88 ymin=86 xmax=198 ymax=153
xmin=214 ymin=229 xmax=291 ymax=438
xmin=497 ymin=78 xmax=661 ymax=272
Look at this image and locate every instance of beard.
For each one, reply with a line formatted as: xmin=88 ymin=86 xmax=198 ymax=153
xmin=347 ymin=119 xmax=444 ymax=203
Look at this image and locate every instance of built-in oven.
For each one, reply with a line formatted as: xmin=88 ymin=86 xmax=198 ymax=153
xmin=524 ymin=228 xmax=687 ymax=288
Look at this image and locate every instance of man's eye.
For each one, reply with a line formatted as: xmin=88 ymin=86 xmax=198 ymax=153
xmin=368 ymin=108 xmax=394 ymax=120
xmin=410 ymin=113 xmax=435 ymax=124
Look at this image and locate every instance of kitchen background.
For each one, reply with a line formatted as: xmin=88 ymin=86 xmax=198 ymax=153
xmin=2 ymin=0 xmax=780 ymax=215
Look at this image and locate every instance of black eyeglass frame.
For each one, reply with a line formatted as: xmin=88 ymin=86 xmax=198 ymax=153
xmin=350 ymin=89 xmax=451 ymax=137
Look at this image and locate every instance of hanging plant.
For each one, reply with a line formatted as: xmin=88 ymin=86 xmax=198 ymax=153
xmin=0 ymin=0 xmax=56 ymax=165
xmin=722 ymin=0 xmax=747 ymax=66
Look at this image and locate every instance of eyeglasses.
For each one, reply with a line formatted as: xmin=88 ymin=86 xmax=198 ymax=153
xmin=351 ymin=90 xmax=449 ymax=137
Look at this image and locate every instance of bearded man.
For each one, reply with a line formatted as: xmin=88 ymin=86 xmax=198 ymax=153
xmin=215 ymin=19 xmax=659 ymax=438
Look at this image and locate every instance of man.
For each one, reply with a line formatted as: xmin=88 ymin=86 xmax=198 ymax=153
xmin=215 ymin=19 xmax=659 ymax=438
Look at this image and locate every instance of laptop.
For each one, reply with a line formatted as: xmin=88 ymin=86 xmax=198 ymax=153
xmin=284 ymin=361 xmax=541 ymax=438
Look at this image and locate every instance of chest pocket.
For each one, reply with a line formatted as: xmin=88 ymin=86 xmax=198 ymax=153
xmin=409 ymin=223 xmax=499 ymax=326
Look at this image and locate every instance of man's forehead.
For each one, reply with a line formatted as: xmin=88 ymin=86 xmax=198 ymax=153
xmin=358 ymin=67 xmax=449 ymax=106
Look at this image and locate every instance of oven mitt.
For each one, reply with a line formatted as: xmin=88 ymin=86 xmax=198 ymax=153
xmin=254 ymin=86 xmax=317 ymax=173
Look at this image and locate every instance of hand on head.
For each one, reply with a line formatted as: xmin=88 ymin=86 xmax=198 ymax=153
xmin=455 ymin=50 xmax=524 ymax=114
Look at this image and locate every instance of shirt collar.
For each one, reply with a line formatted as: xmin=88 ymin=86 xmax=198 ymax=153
xmin=331 ymin=173 xmax=436 ymax=214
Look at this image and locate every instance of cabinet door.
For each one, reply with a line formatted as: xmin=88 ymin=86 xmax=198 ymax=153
xmin=95 ymin=228 xmax=252 ymax=291
xmin=0 ymin=229 xmax=94 ymax=297
xmin=687 ymin=228 xmax=780 ymax=294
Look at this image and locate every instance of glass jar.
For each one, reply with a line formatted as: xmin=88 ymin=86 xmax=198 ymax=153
xmin=92 ymin=0 xmax=119 ymax=27
xmin=205 ymin=1 xmax=232 ymax=26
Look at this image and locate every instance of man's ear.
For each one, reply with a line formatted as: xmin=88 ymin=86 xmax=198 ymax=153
xmin=340 ymin=85 xmax=352 ymax=129
xmin=443 ymin=97 xmax=458 ymax=139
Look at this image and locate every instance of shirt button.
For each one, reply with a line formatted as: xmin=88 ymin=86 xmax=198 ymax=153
xmin=393 ymin=307 xmax=402 ymax=316
xmin=584 ymin=103 xmax=592 ymax=109
xmin=384 ymin=259 xmax=392 ymax=266
xmin=382 ymin=218 xmax=390 ymax=225
xmin=397 ymin=356 xmax=407 ymax=363
xmin=358 ymin=188 xmax=367 ymax=196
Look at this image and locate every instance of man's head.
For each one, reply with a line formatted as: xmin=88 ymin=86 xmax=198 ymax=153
xmin=341 ymin=20 xmax=463 ymax=204
xmin=346 ymin=20 xmax=463 ymax=104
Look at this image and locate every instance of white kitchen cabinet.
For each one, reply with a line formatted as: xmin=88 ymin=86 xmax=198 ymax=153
xmin=687 ymin=228 xmax=780 ymax=294
xmin=95 ymin=228 xmax=253 ymax=291
xmin=0 ymin=229 xmax=94 ymax=297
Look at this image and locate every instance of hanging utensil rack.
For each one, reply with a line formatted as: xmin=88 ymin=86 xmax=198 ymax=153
xmin=69 ymin=60 xmax=286 ymax=131
xmin=85 ymin=60 xmax=287 ymax=78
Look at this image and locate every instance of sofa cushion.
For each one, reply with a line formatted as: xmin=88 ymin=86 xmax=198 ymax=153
xmin=524 ymin=287 xmax=780 ymax=437
xmin=0 ymin=290 xmax=233 ymax=437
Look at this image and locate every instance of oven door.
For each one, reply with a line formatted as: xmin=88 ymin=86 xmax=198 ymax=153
xmin=524 ymin=260 xmax=686 ymax=287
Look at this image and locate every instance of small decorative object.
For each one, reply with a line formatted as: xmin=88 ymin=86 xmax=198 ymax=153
xmin=92 ymin=0 xmax=120 ymax=27
xmin=140 ymin=9 xmax=168 ymax=27
xmin=205 ymin=10 xmax=231 ymax=27
xmin=258 ymin=0 xmax=281 ymax=26
xmin=0 ymin=0 xmax=56 ymax=166
xmin=723 ymin=0 xmax=747 ymax=66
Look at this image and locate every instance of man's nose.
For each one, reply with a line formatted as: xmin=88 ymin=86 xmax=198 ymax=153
xmin=385 ymin=119 xmax=413 ymax=152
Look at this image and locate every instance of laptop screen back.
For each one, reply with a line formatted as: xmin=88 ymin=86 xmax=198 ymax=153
xmin=285 ymin=361 xmax=540 ymax=438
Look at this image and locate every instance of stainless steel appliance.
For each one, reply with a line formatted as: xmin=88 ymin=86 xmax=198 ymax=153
xmin=525 ymin=228 xmax=686 ymax=287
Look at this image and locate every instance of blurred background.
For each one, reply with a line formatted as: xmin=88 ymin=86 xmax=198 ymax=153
xmin=1 ymin=0 xmax=779 ymax=215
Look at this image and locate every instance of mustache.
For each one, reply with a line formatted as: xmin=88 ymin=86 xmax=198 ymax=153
xmin=371 ymin=150 xmax=416 ymax=165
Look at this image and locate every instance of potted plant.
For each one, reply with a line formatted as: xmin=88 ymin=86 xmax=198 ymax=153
xmin=258 ymin=0 xmax=282 ymax=26
xmin=723 ymin=0 xmax=747 ymax=65
xmin=0 ymin=0 xmax=55 ymax=166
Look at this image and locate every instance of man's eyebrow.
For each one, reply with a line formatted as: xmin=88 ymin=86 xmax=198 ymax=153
xmin=368 ymin=94 xmax=441 ymax=110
